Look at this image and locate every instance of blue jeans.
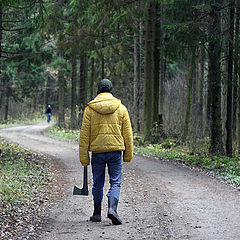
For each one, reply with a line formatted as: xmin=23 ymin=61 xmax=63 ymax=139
xmin=91 ymin=151 xmax=122 ymax=203
xmin=47 ymin=113 xmax=51 ymax=122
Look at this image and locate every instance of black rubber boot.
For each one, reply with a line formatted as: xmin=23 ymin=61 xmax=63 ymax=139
xmin=90 ymin=202 xmax=101 ymax=222
xmin=107 ymin=197 xmax=122 ymax=225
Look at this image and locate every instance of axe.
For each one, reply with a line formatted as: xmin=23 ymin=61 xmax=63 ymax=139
xmin=73 ymin=166 xmax=89 ymax=196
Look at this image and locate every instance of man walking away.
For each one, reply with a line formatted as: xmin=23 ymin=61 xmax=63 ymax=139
xmin=79 ymin=79 xmax=133 ymax=225
xmin=45 ymin=105 xmax=52 ymax=123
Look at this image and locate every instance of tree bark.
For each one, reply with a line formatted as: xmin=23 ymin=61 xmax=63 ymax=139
xmin=159 ymin=4 xmax=165 ymax=129
xmin=233 ymin=1 xmax=240 ymax=140
xmin=0 ymin=7 xmax=3 ymax=112
xmin=226 ymin=1 xmax=234 ymax=156
xmin=3 ymin=73 xmax=10 ymax=122
xmin=101 ymin=28 xmax=105 ymax=79
xmin=143 ymin=2 xmax=154 ymax=141
xmin=236 ymin=2 xmax=240 ymax=152
xmin=152 ymin=2 xmax=160 ymax=124
xmin=198 ymin=46 xmax=205 ymax=119
xmin=209 ymin=1 xmax=224 ymax=155
xmin=139 ymin=21 xmax=144 ymax=131
xmin=183 ymin=47 xmax=195 ymax=140
xmin=206 ymin=57 xmax=212 ymax=131
xmin=57 ymin=51 xmax=65 ymax=128
xmin=0 ymin=7 xmax=2 ymax=70
xmin=70 ymin=52 xmax=77 ymax=129
xmin=4 ymin=93 xmax=9 ymax=122
xmin=192 ymin=58 xmax=197 ymax=106
xmin=90 ymin=57 xmax=95 ymax=100
xmin=133 ymin=22 xmax=141 ymax=132
xmin=79 ymin=55 xmax=86 ymax=107
xmin=57 ymin=0 xmax=65 ymax=128
xmin=44 ymin=75 xmax=51 ymax=109
xmin=85 ymin=56 xmax=88 ymax=100
xmin=79 ymin=54 xmax=88 ymax=126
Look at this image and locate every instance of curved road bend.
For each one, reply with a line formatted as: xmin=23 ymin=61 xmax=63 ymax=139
xmin=0 ymin=123 xmax=239 ymax=240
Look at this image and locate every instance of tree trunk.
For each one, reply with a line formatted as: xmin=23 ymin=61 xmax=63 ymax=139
xmin=4 ymin=94 xmax=9 ymax=122
xmin=143 ymin=2 xmax=154 ymax=141
xmin=198 ymin=46 xmax=205 ymax=119
xmin=57 ymin=0 xmax=65 ymax=128
xmin=79 ymin=55 xmax=87 ymax=107
xmin=0 ymin=7 xmax=2 ymax=71
xmin=101 ymin=28 xmax=105 ymax=79
xmin=3 ymin=72 xmax=10 ymax=122
xmin=236 ymin=2 xmax=240 ymax=152
xmin=159 ymin=4 xmax=165 ymax=130
xmin=0 ymin=7 xmax=3 ymax=113
xmin=206 ymin=57 xmax=212 ymax=132
xmin=90 ymin=57 xmax=95 ymax=100
xmin=226 ymin=2 xmax=234 ymax=156
xmin=233 ymin=1 xmax=240 ymax=140
xmin=79 ymin=54 xmax=87 ymax=126
xmin=192 ymin=59 xmax=197 ymax=106
xmin=209 ymin=2 xmax=224 ymax=155
xmin=0 ymin=77 xmax=2 ymax=115
xmin=133 ymin=22 xmax=141 ymax=132
xmin=58 ymin=51 xmax=65 ymax=128
xmin=84 ymin=55 xmax=88 ymax=100
xmin=152 ymin=2 xmax=160 ymax=124
xmin=70 ymin=52 xmax=77 ymax=129
xmin=183 ymin=47 xmax=195 ymax=139
xmin=44 ymin=76 xmax=51 ymax=108
xmin=139 ymin=21 xmax=144 ymax=132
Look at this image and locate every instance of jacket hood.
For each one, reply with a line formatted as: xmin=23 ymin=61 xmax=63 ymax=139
xmin=88 ymin=92 xmax=121 ymax=115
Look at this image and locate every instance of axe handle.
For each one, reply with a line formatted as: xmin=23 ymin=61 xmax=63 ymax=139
xmin=82 ymin=165 xmax=88 ymax=191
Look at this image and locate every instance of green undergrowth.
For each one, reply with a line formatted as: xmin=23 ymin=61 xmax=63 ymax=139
xmin=0 ymin=140 xmax=52 ymax=226
xmin=134 ymin=137 xmax=240 ymax=187
xmin=46 ymin=125 xmax=79 ymax=142
xmin=0 ymin=112 xmax=46 ymax=129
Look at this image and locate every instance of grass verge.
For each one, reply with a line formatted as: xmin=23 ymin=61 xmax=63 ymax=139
xmin=46 ymin=125 xmax=79 ymax=142
xmin=0 ymin=112 xmax=46 ymax=129
xmin=134 ymin=141 xmax=240 ymax=187
xmin=0 ymin=140 xmax=52 ymax=239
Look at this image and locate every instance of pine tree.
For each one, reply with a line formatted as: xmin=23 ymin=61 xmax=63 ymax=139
xmin=208 ymin=1 xmax=224 ymax=155
xmin=143 ymin=2 xmax=154 ymax=141
xmin=226 ymin=1 xmax=234 ymax=156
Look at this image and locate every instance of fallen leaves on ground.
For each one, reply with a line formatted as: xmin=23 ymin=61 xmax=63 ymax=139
xmin=0 ymin=140 xmax=55 ymax=240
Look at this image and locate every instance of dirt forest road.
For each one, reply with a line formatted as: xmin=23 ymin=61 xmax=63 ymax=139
xmin=0 ymin=123 xmax=240 ymax=240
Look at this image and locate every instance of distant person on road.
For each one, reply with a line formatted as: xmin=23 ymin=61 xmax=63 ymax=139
xmin=45 ymin=105 xmax=52 ymax=123
xmin=79 ymin=79 xmax=133 ymax=225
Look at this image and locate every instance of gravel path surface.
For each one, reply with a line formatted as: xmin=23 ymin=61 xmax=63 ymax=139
xmin=0 ymin=122 xmax=239 ymax=240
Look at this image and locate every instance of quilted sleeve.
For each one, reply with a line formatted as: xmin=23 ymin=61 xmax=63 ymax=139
xmin=122 ymin=106 xmax=133 ymax=162
xmin=79 ymin=106 xmax=91 ymax=166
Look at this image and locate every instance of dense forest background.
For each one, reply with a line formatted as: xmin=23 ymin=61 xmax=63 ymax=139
xmin=1 ymin=0 xmax=240 ymax=156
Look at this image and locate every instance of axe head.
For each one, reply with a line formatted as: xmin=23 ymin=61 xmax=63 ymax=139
xmin=73 ymin=185 xmax=89 ymax=196
xmin=73 ymin=166 xmax=89 ymax=196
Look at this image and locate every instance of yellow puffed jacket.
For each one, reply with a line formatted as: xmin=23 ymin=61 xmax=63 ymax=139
xmin=79 ymin=92 xmax=133 ymax=166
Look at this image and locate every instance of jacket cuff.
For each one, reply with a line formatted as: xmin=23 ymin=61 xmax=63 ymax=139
xmin=81 ymin=162 xmax=89 ymax=166
xmin=123 ymin=151 xmax=133 ymax=162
